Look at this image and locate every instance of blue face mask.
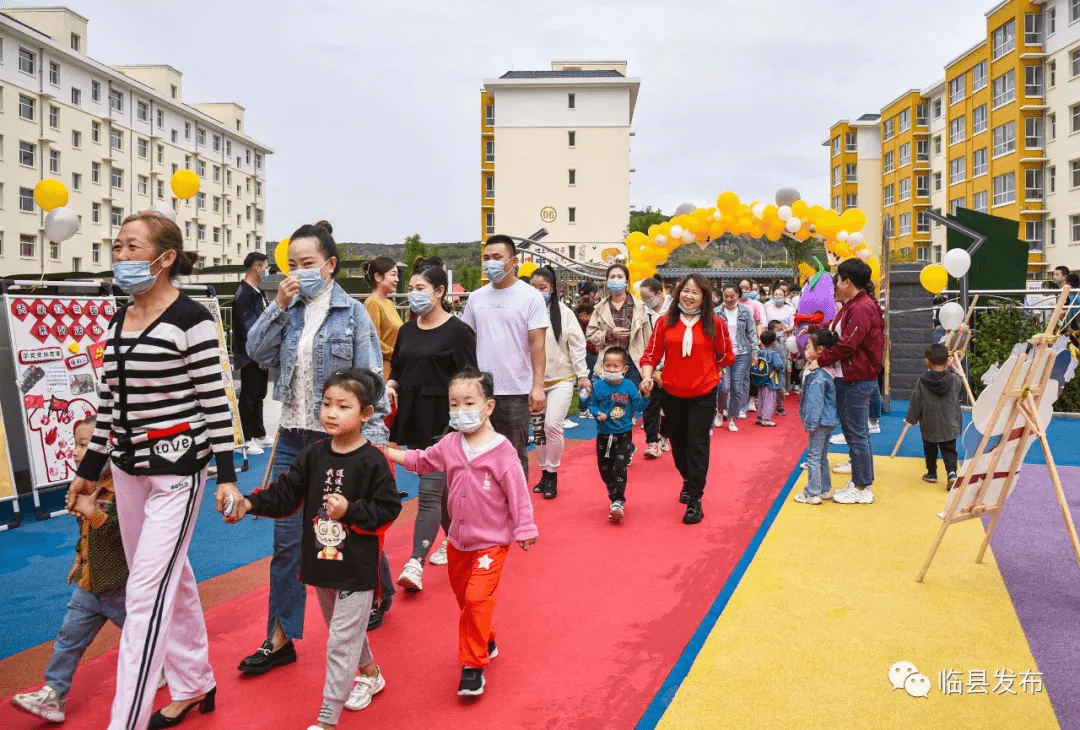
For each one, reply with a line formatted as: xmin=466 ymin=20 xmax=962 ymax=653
xmin=773 ymin=297 xmax=784 ymax=305
xmin=449 ymin=408 xmax=485 ymax=434
xmin=601 ymin=371 xmax=624 ymax=385
xmin=607 ymin=279 xmax=627 ymax=294
xmin=679 ymin=303 xmax=701 ymax=315
xmin=748 ymin=291 xmax=760 ymax=301
xmin=260 ymin=267 xmax=270 ymax=282
xmin=113 ymin=254 xmax=165 ymax=295
xmin=408 ymin=291 xmax=435 ymax=315
xmin=541 ymin=291 xmax=551 ymax=303
xmin=483 ymin=259 xmax=509 ymax=284
xmin=295 ymin=264 xmax=329 ymax=298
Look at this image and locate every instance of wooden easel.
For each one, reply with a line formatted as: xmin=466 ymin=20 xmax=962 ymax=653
xmin=916 ymin=288 xmax=1080 ymax=582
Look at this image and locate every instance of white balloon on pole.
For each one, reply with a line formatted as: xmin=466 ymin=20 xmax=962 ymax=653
xmin=670 ymin=225 xmax=684 ymax=239
xmin=939 ymin=301 xmax=965 ymax=331
xmin=785 ymin=216 xmax=802 ymax=233
xmin=943 ymin=248 xmax=971 ymax=278
xmin=44 ymin=207 xmax=79 ymax=243
xmin=786 ymin=335 xmax=800 ymax=354
xmin=777 ymin=205 xmax=793 ymax=222
xmin=837 ymin=230 xmax=850 ymax=242
xmin=150 ymin=200 xmax=177 ymax=222
xmin=674 ymin=202 xmax=697 ymax=216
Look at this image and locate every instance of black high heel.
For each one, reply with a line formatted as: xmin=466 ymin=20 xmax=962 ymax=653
xmin=147 ymin=687 xmax=216 ymax=728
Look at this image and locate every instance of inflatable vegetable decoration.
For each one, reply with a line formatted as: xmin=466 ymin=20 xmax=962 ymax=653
xmin=793 ymin=257 xmax=836 ymax=349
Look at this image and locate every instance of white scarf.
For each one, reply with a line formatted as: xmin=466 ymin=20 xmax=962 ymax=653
xmin=679 ymin=313 xmax=700 ymax=357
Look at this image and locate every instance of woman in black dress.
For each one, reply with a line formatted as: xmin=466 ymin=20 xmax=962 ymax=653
xmin=388 ymin=264 xmax=477 ymax=592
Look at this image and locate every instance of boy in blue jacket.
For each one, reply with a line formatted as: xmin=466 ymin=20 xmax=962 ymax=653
xmin=589 ymin=347 xmax=648 ymax=523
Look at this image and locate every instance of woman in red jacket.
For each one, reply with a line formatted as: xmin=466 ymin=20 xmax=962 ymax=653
xmin=812 ymin=258 xmax=884 ymax=505
xmin=640 ymin=274 xmax=735 ymax=524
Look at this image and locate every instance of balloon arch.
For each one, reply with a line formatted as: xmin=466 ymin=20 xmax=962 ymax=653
xmin=621 ymin=188 xmax=881 ymax=290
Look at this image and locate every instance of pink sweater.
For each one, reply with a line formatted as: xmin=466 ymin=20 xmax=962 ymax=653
xmin=403 ymin=431 xmax=539 ymax=551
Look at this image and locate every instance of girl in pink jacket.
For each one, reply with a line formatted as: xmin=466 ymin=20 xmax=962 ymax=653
xmin=385 ymin=367 xmax=538 ymax=698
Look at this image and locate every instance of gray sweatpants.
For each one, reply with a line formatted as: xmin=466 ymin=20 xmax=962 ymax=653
xmin=315 ymin=587 xmax=374 ymax=725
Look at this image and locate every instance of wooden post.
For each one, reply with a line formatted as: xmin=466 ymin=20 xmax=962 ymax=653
xmin=891 ymin=422 xmax=910 ymax=458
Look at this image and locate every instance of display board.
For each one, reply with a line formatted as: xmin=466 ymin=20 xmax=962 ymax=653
xmin=0 ymin=410 xmax=16 ymax=502
xmin=191 ymin=296 xmax=246 ymax=449
xmin=3 ymin=294 xmax=117 ymax=489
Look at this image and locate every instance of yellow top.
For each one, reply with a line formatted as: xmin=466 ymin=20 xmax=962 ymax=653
xmin=365 ymin=294 xmax=402 ymax=378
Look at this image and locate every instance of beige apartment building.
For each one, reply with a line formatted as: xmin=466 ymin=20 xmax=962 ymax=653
xmin=0 ymin=7 xmax=272 ymax=276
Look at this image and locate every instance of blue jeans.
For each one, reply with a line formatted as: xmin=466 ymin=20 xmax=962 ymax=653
xmin=717 ymin=352 xmax=751 ymax=416
xmin=45 ymin=586 xmax=126 ymax=697
xmin=805 ymin=425 xmax=834 ymax=496
xmin=834 ymin=378 xmax=876 ymax=488
xmin=268 ymin=428 xmax=396 ymax=640
xmin=868 ymin=381 xmax=882 ymax=421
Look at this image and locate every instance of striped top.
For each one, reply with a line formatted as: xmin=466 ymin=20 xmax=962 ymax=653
xmin=76 ymin=293 xmax=237 ymax=484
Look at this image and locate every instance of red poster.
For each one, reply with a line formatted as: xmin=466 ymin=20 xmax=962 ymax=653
xmin=19 ymin=346 xmax=64 ymax=364
xmin=85 ymin=301 xmax=100 ymax=319
xmin=66 ymin=300 xmax=85 ymax=321
xmin=65 ymin=353 xmax=89 ymax=369
xmin=10 ymin=299 xmax=30 ymax=321
xmin=88 ymin=322 xmax=105 ymax=338
xmin=24 ymin=394 xmax=45 ymax=410
xmin=69 ymin=323 xmax=87 ymax=342
xmin=88 ymin=340 xmax=107 ymax=370
xmin=51 ymin=321 xmax=70 ymax=340
xmin=30 ymin=322 xmax=51 ymax=343
xmin=102 ymin=302 xmax=116 ymax=318
xmin=32 ymin=301 xmax=49 ymax=319
xmin=48 ymin=300 xmax=67 ymax=318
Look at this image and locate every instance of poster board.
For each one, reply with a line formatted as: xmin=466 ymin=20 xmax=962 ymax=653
xmin=0 ymin=410 xmax=16 ymax=502
xmin=2 ymin=294 xmax=117 ymax=490
xmin=191 ymin=296 xmax=246 ymax=449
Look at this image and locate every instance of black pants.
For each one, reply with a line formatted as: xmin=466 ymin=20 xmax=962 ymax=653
xmin=597 ymin=431 xmax=635 ymax=502
xmin=491 ymin=394 xmax=531 ymax=481
xmin=923 ymin=439 xmax=958 ymax=477
xmin=239 ymin=362 xmax=269 ymax=441
xmin=660 ymin=391 xmax=714 ymax=500
xmin=643 ymin=384 xmax=663 ymax=445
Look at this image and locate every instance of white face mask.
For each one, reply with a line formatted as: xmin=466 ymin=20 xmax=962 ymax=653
xmin=449 ymin=409 xmax=484 ymax=433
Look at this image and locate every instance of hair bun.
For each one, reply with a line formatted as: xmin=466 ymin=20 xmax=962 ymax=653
xmin=412 ymin=256 xmax=427 ymax=270
xmin=314 ymin=220 xmax=333 ymax=234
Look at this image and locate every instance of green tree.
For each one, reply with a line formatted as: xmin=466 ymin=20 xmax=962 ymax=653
xmin=456 ymin=264 xmax=482 ymax=292
xmin=403 ymin=234 xmax=427 ymax=278
xmin=626 ymin=207 xmax=670 ymax=237
xmin=683 ymin=258 xmax=711 ymax=268
xmin=967 ymin=301 xmax=1042 ymax=399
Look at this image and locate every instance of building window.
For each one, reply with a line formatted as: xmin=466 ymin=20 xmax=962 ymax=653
xmin=833 ymin=165 xmax=842 ymax=185
xmin=19 ymin=141 xmax=35 ymax=167
xmin=196 ymin=160 xmax=205 ymax=177
xmin=157 ymin=144 xmax=164 ymax=163
xmin=993 ymin=172 xmax=1016 ymax=205
xmin=197 ymin=224 xmax=206 ymax=241
xmin=92 ymin=242 xmax=100 ymax=263
xmin=917 ymin=246 xmax=929 ymax=262
xmin=916 ymin=175 xmax=930 ymax=197
xmin=934 ymin=172 xmax=942 ymax=191
xmin=1072 ymin=215 xmax=1080 ymax=243
xmin=157 ymin=179 xmax=165 ymax=198
xmin=18 ymin=47 xmax=35 ymax=75
xmin=1026 ymin=117 xmax=1044 ymax=149
xmin=71 ymin=32 xmax=81 ymax=52
xmin=915 ymin=105 xmax=928 ymax=126
xmin=1047 ymin=7 xmax=1057 ymax=35
xmin=883 ymin=215 xmax=894 ymax=237
xmin=111 ymin=129 xmax=123 ymax=150
xmin=485 ymin=139 xmax=494 ymax=163
xmin=883 ymin=184 xmax=895 ymax=206
xmin=1049 ymin=165 xmax=1056 ymax=193
xmin=932 ymin=98 xmax=942 ymax=119
xmin=111 ymin=168 xmax=124 ymax=189
xmin=831 ymin=136 xmax=840 ymax=156
xmin=19 ymin=187 xmax=34 ymax=212
xmin=1050 ymin=112 xmax=1057 ymax=139
xmin=171 ymin=84 xmax=178 ymax=99
xmin=92 ymin=202 xmax=100 ymax=223
xmin=185 ymin=122 xmax=191 ymax=139
xmin=91 ymin=80 xmax=100 ymax=102
xmin=137 ymin=100 xmax=149 ymax=122
xmin=213 ymin=165 xmax=220 ymax=182
xmin=49 ymin=242 xmax=60 ymax=260
xmin=948 ymin=75 xmax=965 ymax=105
xmin=1025 ymin=13 xmax=1044 ymax=45
xmin=832 ymin=195 xmax=842 ymax=212
xmin=899 ymin=177 xmax=911 ymax=201
xmin=992 ymin=70 xmax=1016 ymax=108
xmin=845 ymin=193 xmax=858 ymax=208
xmin=213 ymin=227 xmax=220 ymax=243
xmin=883 ymin=153 xmax=894 ymax=174
xmin=949 ymin=157 xmax=966 ymax=185
xmin=72 ymin=172 xmax=81 ymax=190
xmin=992 ymin=121 xmax=1016 ymax=156
xmin=71 ymin=87 xmax=82 ymax=106
xmin=138 ymin=175 xmax=148 ymax=195
xmin=992 ymin=19 xmax=1016 ymax=59
xmin=568 ymin=169 xmax=576 ymax=185
xmin=197 ymin=192 xmax=206 ymax=209
xmin=91 ymin=162 xmax=100 ymax=184
xmin=898 ymin=143 xmax=911 ymax=168
xmin=109 ymin=88 xmax=123 ymax=112
xmin=972 ymin=104 xmax=988 ymax=134
xmin=1026 ymin=168 xmax=1044 ymax=200
xmin=213 ymin=134 xmax=220 ymax=152
xmin=845 ymin=163 xmax=857 ymax=182
xmin=845 ymin=131 xmax=857 ymax=151
xmin=1026 ymin=220 xmax=1044 ymax=252
xmin=137 ymin=138 xmax=148 ymax=158
xmin=1025 ymin=65 xmax=1044 ymax=97
xmin=49 ymin=105 xmax=59 ymax=129
xmin=898 ymin=109 xmax=910 ymax=133
xmin=20 ymin=235 xmax=36 ymax=258
xmin=157 ymin=109 xmax=164 ymax=128
xmin=949 ymin=116 xmax=965 ymax=145
xmin=949 ymin=197 xmax=966 ymax=215
xmin=18 ymin=94 xmax=34 ymax=120
xmin=112 ymin=207 xmax=124 ymax=227
xmin=196 ymin=127 xmax=206 ymax=146
xmin=49 ymin=149 xmax=60 ymax=173
xmin=213 ymin=196 xmax=220 ymax=212
xmin=917 ymin=210 xmax=930 ymax=233
xmin=568 ymin=93 xmax=575 ymax=109
xmin=882 ymin=117 xmax=895 ymax=140
xmin=171 ymin=129 xmax=178 ymax=143
xmin=568 ymin=207 xmax=576 ymax=223
xmin=973 ymin=190 xmax=988 ymax=213
xmin=485 ymin=104 xmax=494 ymax=126
xmin=916 ymin=139 xmax=929 ymax=162
xmin=972 ymin=61 xmax=988 ymax=92
xmin=1049 ymin=60 xmax=1056 ymax=88
xmin=899 ymin=212 xmax=912 ymax=236
xmin=973 ymin=147 xmax=988 ymax=176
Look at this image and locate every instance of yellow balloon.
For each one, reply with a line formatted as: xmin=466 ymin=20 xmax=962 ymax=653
xmin=791 ymin=200 xmax=809 ymax=218
xmin=919 ymin=264 xmax=948 ymax=295
xmin=763 ymin=204 xmax=779 ymax=222
xmin=171 ymin=169 xmax=201 ymax=200
xmin=708 ymin=222 xmax=725 ymax=239
xmin=717 ymin=191 xmax=740 ymax=216
xmin=519 ymin=262 xmax=539 ymax=278
xmin=840 ymin=208 xmax=867 ymax=232
xmin=34 ymin=179 xmax=69 ymax=212
xmin=274 ymin=237 xmax=291 ymax=275
xmin=625 ymin=231 xmax=648 ymax=247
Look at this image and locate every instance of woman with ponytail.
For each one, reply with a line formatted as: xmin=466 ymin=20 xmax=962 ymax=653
xmin=528 ymin=266 xmax=590 ymax=498
xmin=363 ymin=256 xmax=402 ymax=379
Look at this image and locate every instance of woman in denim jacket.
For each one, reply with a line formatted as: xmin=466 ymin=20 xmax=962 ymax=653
xmin=714 ymin=284 xmax=758 ymax=431
xmin=230 ymin=221 xmax=394 ymax=679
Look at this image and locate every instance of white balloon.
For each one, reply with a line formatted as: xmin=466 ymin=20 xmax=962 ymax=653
xmin=785 ymin=216 xmax=802 ymax=233
xmin=150 ymin=200 xmax=177 ymax=222
xmin=858 ymin=248 xmax=872 ymax=260
xmin=670 ymin=225 xmax=684 ymax=239
xmin=751 ymin=203 xmax=766 ymax=220
xmin=943 ymin=248 xmax=971 ymax=278
xmin=681 ymin=230 xmax=695 ymax=244
xmin=655 ymin=234 xmax=668 ymax=246
xmin=939 ymin=301 xmax=965 ymax=330
xmin=837 ymin=230 xmax=850 ymax=242
xmin=777 ymin=205 xmax=793 ymax=222
xmin=786 ymin=335 xmax=800 ymax=354
xmin=44 ymin=207 xmax=79 ymax=243
xmin=712 ymin=210 xmax=722 ymax=221
xmin=848 ymin=232 xmax=864 ymax=246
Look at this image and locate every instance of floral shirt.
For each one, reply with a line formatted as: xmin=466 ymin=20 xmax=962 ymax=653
xmin=280 ymin=282 xmax=333 ymax=431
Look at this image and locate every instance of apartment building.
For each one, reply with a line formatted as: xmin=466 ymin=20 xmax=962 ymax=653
xmin=825 ymin=114 xmax=884 ymax=258
xmin=0 ymin=7 xmax=272 ymax=276
xmin=480 ymin=60 xmax=640 ymax=265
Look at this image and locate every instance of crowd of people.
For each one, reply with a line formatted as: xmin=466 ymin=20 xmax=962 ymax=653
xmin=13 ymin=218 xmax=894 ymax=730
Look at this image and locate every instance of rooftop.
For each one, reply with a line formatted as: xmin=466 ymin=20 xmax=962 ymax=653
xmin=499 ymin=69 xmax=625 ymax=79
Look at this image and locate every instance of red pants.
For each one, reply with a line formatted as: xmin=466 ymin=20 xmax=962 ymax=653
xmin=446 ymin=544 xmax=508 ymax=668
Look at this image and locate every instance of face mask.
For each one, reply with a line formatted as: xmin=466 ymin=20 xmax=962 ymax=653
xmin=295 ymin=262 xmax=329 ymax=298
xmin=643 ymin=298 xmax=659 ymax=310
xmin=113 ymin=254 xmax=165 ymax=295
xmin=448 ymin=409 xmax=484 ymax=434
xmin=541 ymin=291 xmax=551 ymax=303
xmin=408 ymin=291 xmax=435 ymax=315
xmin=773 ymin=297 xmax=784 ymax=305
xmin=260 ymin=268 xmax=270 ymax=282
xmin=607 ymin=279 xmax=627 ymax=294
xmin=483 ymin=259 xmax=509 ymax=284
xmin=739 ymin=290 xmax=749 ymax=299
xmin=748 ymin=291 xmax=760 ymax=301
xmin=679 ymin=303 xmax=701 ymax=315
xmin=601 ymin=371 xmax=624 ymax=385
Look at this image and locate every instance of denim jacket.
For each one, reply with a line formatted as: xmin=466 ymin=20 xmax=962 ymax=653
xmin=246 ymin=283 xmax=389 ymax=444
xmin=715 ymin=303 xmax=758 ymax=356
xmin=799 ymin=368 xmax=839 ymax=431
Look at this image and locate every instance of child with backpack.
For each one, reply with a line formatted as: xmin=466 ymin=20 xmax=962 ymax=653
xmin=751 ymin=330 xmax=785 ymax=427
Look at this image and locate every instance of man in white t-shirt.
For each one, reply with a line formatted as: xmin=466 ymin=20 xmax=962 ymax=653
xmin=462 ymin=235 xmax=549 ymax=478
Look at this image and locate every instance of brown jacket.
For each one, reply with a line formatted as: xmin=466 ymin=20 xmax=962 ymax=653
xmin=586 ymin=295 xmax=653 ymax=374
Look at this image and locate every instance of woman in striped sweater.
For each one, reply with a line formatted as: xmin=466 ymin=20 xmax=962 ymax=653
xmin=67 ymin=212 xmax=234 ymax=730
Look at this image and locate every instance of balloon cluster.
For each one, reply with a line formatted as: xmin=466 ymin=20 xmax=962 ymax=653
xmin=622 ymin=188 xmax=881 ymax=287
xmin=918 ymin=248 xmax=972 ymax=332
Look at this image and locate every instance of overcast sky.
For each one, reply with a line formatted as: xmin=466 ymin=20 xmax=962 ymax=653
xmin=32 ymin=0 xmax=999 ymax=243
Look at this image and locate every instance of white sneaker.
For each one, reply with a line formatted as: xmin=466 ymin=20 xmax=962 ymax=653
xmin=799 ymin=461 xmax=808 ymax=470
xmin=713 ymin=413 xmax=724 ymax=428
xmin=747 ymin=399 xmax=757 ymax=412
xmin=11 ymin=685 xmax=65 ymax=722
xmin=868 ymin=422 xmax=881 ymax=434
xmin=819 ymin=489 xmax=834 ymax=500
xmin=660 ymin=437 xmax=671 ymax=452
xmin=793 ymin=491 xmax=822 ymax=505
xmin=728 ymin=420 xmax=738 ymax=432
xmin=428 ymin=539 xmax=448 ymax=566
xmin=257 ymin=435 xmax=275 ymax=448
xmin=563 ymin=419 xmax=578 ymax=429
xmin=158 ymin=669 xmax=167 ymax=689
xmin=244 ymin=439 xmax=264 ymax=455
xmin=737 ymin=411 xmax=747 ymax=420
xmin=832 ymin=460 xmax=852 ymax=474
xmin=645 ymin=442 xmax=663 ymax=459
xmin=830 ymin=432 xmax=847 ymax=445
xmin=396 ymin=558 xmax=423 ymax=591
xmin=345 ymin=667 xmax=385 ymax=711
xmin=608 ymin=500 xmax=625 ymax=523
xmin=833 ymin=484 xmax=874 ymax=504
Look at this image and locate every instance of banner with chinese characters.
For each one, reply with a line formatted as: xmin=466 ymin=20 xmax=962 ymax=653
xmin=191 ymin=297 xmax=246 ymax=448
xmin=3 ymin=295 xmax=117 ymax=489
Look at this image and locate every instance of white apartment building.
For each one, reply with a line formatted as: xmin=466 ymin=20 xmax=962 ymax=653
xmin=824 ymin=113 xmax=884 ymax=258
xmin=480 ymin=60 xmax=640 ymax=265
xmin=0 ymin=7 xmax=272 ymax=277
xmin=925 ymin=79 xmax=949 ymax=263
